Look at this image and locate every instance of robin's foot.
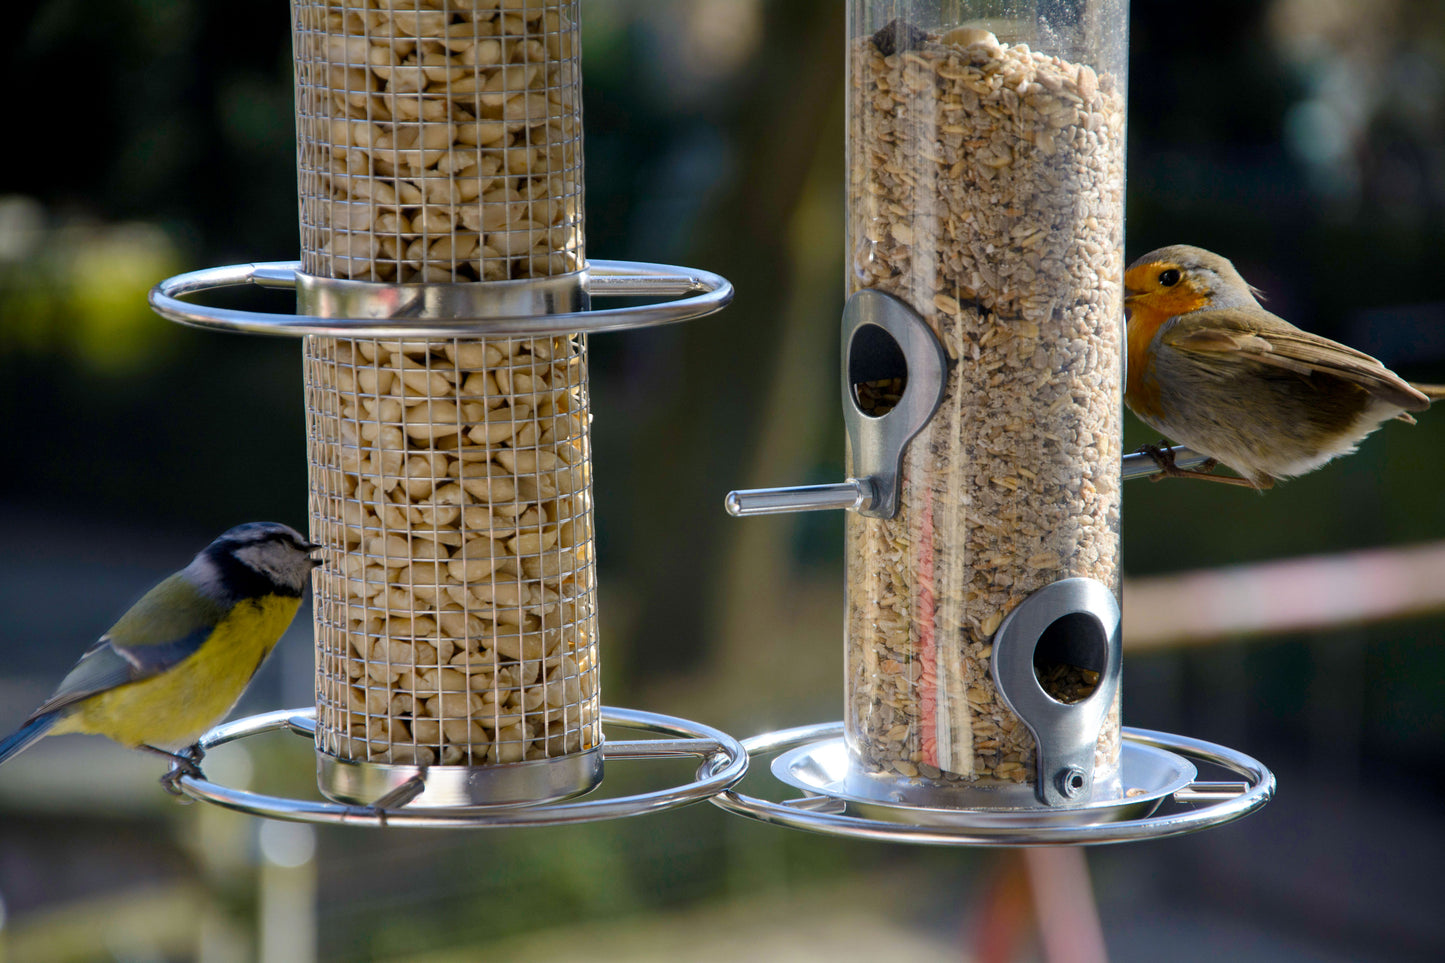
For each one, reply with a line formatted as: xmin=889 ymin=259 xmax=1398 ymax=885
xmin=141 ymin=744 xmax=205 ymax=798
xmin=1138 ymin=443 xmax=1260 ymax=489
xmin=1139 ymin=442 xmax=1210 ymax=478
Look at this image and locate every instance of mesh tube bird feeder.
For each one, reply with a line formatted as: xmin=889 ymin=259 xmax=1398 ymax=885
xmin=149 ymin=0 xmax=745 ymax=821
xmin=297 ymin=0 xmax=600 ymax=803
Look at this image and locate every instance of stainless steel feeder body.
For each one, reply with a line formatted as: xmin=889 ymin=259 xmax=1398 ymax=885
xmin=293 ymin=0 xmax=600 ymax=805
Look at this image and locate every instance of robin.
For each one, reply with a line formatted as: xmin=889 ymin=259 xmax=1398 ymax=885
xmin=1123 ymin=244 xmax=1445 ymax=489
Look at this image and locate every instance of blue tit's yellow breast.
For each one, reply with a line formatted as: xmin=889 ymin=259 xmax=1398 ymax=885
xmin=68 ymin=595 xmax=303 ymax=749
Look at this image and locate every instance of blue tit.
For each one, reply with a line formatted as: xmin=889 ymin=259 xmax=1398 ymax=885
xmin=0 ymin=521 xmax=320 ymax=791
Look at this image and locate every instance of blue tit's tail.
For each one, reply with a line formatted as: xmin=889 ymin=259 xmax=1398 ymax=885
xmin=0 ymin=713 xmax=59 ymax=767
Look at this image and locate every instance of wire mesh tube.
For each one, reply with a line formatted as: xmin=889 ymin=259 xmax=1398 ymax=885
xmin=307 ymin=337 xmax=598 ymax=770
xmin=292 ymin=0 xmax=600 ymax=796
xmin=843 ymin=1 xmax=1127 ymax=801
xmin=295 ymin=0 xmax=582 ymax=282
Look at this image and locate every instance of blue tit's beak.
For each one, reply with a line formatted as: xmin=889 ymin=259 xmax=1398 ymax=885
xmin=302 ymin=540 xmax=324 ymax=569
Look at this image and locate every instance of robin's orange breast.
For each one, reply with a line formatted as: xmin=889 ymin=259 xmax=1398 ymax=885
xmin=1124 ymin=286 xmax=1210 ymax=420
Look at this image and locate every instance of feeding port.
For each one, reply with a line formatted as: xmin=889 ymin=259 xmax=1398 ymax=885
xmin=719 ymin=0 xmax=1273 ymax=844
xmin=147 ymin=0 xmax=744 ymax=824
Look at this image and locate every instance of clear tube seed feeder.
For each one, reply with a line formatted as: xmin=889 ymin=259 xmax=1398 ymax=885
xmin=717 ymin=0 xmax=1275 ymax=844
xmin=146 ymin=0 xmax=748 ymax=825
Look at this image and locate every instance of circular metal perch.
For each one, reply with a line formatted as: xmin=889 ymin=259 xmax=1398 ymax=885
xmin=170 ymin=706 xmax=748 ymax=828
xmin=148 ymin=260 xmax=733 ymax=338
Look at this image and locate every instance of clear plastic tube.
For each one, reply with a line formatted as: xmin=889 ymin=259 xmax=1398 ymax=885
xmin=844 ymin=0 xmax=1127 ymax=798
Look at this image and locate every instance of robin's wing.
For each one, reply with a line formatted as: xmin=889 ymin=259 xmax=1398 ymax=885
xmin=1162 ymin=309 xmax=1431 ymax=412
xmin=27 ymin=627 xmax=213 ymax=720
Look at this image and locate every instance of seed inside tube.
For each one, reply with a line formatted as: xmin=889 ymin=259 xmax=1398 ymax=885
xmin=846 ymin=22 xmax=1124 ymax=789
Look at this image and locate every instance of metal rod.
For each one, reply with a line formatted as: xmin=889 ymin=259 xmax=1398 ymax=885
xmin=585 ymin=270 xmax=710 ymax=297
xmin=724 ymin=479 xmax=875 ymax=516
xmin=780 ymin=795 xmax=848 ymax=813
xmin=602 ymin=738 xmax=726 ymax=759
xmin=726 ymin=448 xmax=1213 ymax=519
xmin=1121 ymin=446 xmax=1213 ymax=480
xmin=368 ymin=775 xmax=428 ymax=811
xmin=1172 ymin=781 xmax=1250 ymax=803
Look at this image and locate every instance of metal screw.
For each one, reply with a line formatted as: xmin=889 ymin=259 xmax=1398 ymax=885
xmin=1056 ymin=766 xmax=1089 ymax=800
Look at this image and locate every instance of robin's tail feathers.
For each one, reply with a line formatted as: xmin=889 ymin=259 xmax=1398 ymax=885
xmin=0 ymin=713 xmax=59 ymax=767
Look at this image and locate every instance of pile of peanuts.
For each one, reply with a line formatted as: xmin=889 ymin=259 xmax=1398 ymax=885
xmin=307 ymin=333 xmax=601 ymax=767
xmin=295 ymin=0 xmax=583 ymax=283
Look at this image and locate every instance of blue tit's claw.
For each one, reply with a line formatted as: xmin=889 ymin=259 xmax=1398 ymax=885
xmin=159 ymin=769 xmax=188 ymax=799
xmin=159 ymin=763 xmax=201 ymax=799
xmin=143 ymin=743 xmax=204 ymax=799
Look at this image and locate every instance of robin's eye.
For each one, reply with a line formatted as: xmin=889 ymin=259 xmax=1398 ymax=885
xmin=1158 ymin=269 xmax=1181 ymax=287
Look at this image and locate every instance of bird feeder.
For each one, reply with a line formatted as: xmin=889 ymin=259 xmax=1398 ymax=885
xmin=715 ymin=0 xmax=1274 ymax=845
xmin=148 ymin=0 xmax=747 ymax=825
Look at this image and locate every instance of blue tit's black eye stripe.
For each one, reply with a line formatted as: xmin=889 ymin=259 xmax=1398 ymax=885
xmin=205 ymin=542 xmax=307 ymax=599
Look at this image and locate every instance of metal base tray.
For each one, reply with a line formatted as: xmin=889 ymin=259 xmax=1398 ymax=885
xmin=704 ymin=723 xmax=1273 ymax=847
xmin=772 ymin=738 xmax=1194 ymax=829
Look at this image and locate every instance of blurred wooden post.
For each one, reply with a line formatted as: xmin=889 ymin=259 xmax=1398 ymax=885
xmin=257 ymin=820 xmax=317 ymax=963
xmin=1025 ymin=848 xmax=1108 ymax=963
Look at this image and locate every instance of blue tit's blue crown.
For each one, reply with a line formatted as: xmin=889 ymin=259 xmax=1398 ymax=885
xmin=216 ymin=521 xmax=317 ymax=552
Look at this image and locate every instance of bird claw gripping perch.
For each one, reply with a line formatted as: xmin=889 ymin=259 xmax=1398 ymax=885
xmin=1137 ymin=442 xmax=1259 ymax=489
xmin=152 ymin=743 xmax=206 ymax=798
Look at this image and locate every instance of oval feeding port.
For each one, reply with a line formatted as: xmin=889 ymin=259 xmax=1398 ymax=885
xmin=849 ymin=322 xmax=908 ymax=416
xmin=1032 ymin=612 xmax=1106 ymax=705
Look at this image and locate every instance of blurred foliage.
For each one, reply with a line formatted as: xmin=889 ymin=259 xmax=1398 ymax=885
xmin=0 ymin=202 xmax=183 ymax=373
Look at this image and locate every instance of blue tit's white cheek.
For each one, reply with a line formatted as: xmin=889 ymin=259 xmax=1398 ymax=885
xmin=234 ymin=542 xmax=314 ymax=594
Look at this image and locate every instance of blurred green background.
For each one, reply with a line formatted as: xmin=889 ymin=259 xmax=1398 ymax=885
xmin=1 ymin=1 xmax=1443 ymax=960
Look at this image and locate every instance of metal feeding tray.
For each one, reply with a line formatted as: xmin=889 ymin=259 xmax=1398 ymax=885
xmin=703 ymin=724 xmax=1274 ymax=847
xmin=770 ymin=736 xmax=1195 ymax=829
